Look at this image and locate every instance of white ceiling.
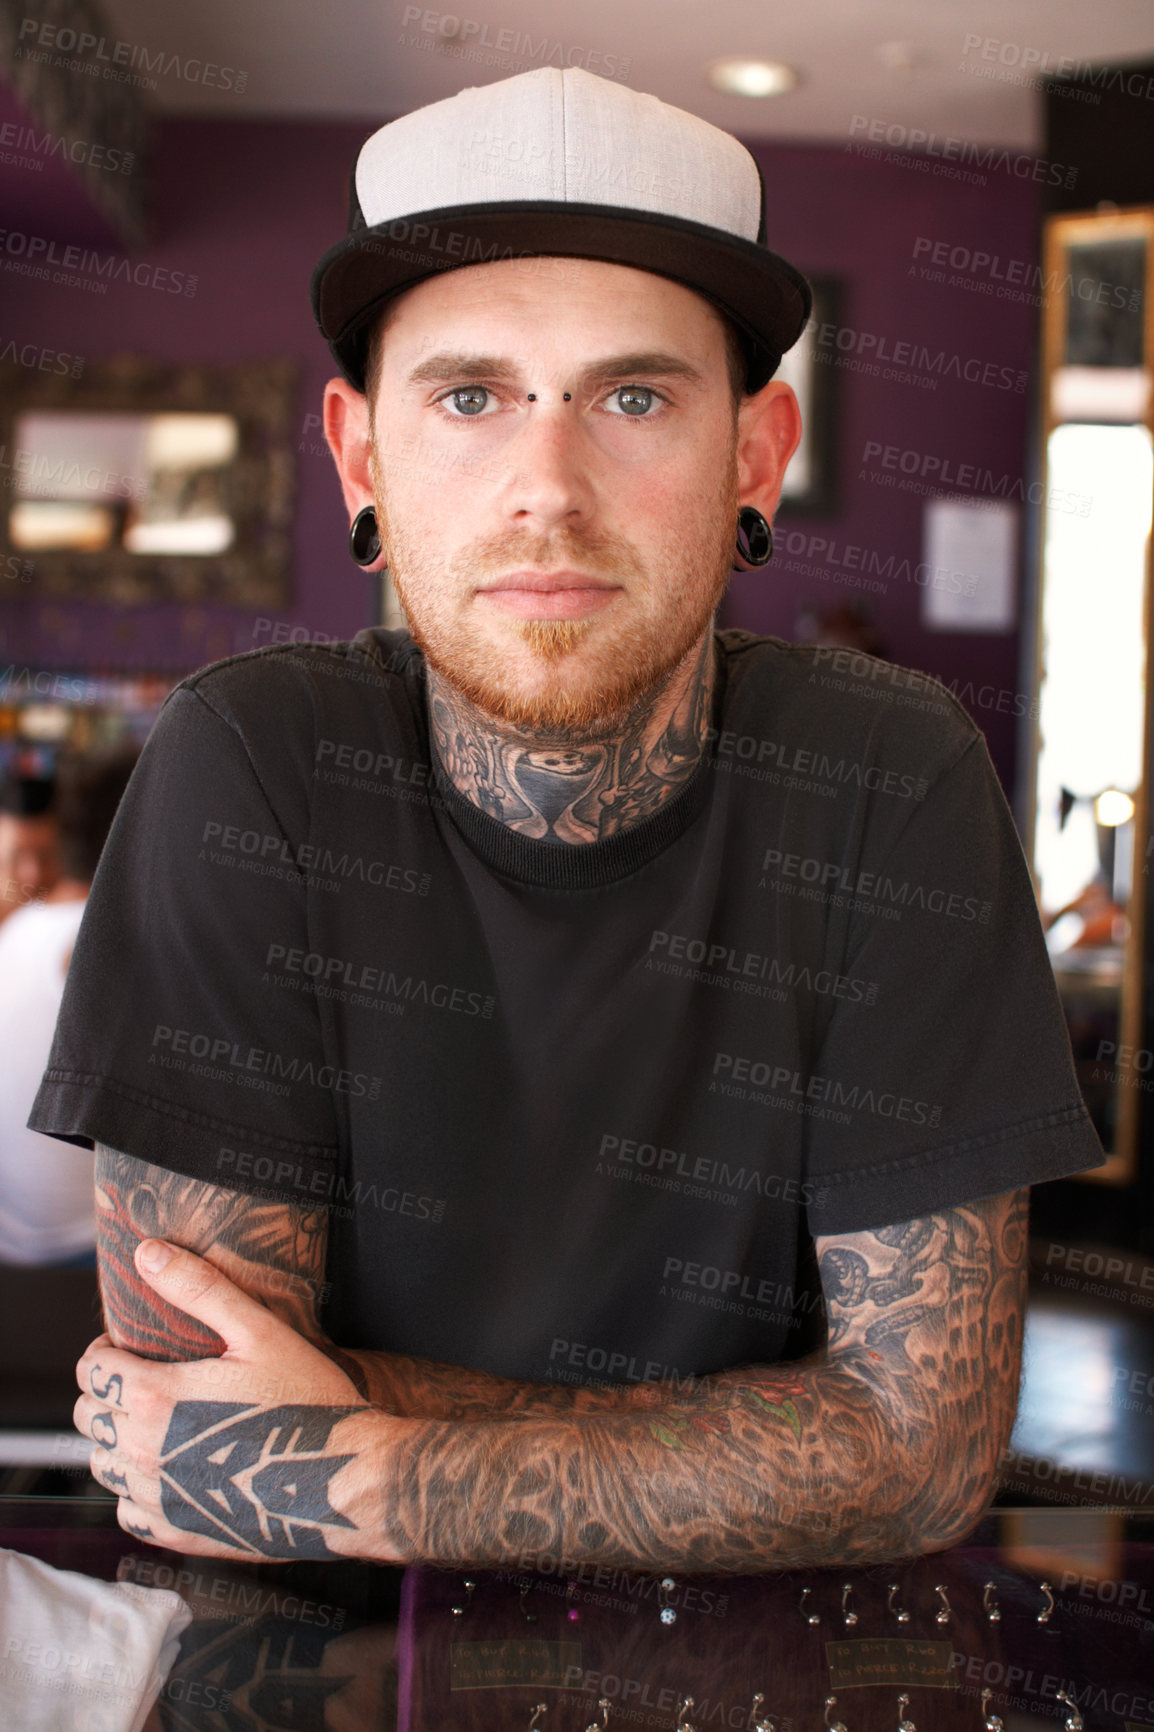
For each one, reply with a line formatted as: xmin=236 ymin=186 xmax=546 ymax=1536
xmin=102 ymin=0 xmax=1154 ymax=149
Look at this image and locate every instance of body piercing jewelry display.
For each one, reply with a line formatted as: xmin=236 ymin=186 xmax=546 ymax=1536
xmin=528 ymin=1707 xmax=547 ymax=1730
xmin=825 ymin=1695 xmax=848 ymax=1732
xmin=1037 ymin=1582 xmax=1055 ymax=1624
xmin=800 ymin=1587 xmax=820 ymax=1624
xmin=518 ymin=1579 xmax=538 ymax=1623
xmin=1056 ymin=1691 xmax=1083 ymax=1731
xmin=981 ymin=1689 xmax=1003 ymax=1732
xmin=676 ymin=1696 xmax=697 ymax=1731
xmin=841 ymin=1584 xmax=858 ymax=1627
xmin=934 ymin=1584 xmax=951 ymax=1624
xmin=887 ymin=1584 xmax=911 ymax=1623
xmin=584 ymin=1699 xmax=611 ymax=1730
xmin=983 ymin=1582 xmax=1001 ymax=1622
xmin=450 ymin=1577 xmax=476 ymax=1616
xmin=750 ymin=1694 xmax=774 ymax=1731
xmin=897 ymin=1693 xmax=916 ymax=1732
xmin=659 ymin=1577 xmax=678 ymax=1625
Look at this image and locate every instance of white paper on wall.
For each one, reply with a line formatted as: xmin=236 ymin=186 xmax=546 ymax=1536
xmin=921 ymin=496 xmax=1018 ymax=632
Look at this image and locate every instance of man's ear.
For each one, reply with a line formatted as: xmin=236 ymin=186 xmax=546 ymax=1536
xmin=323 ymin=376 xmax=375 ymax=520
xmin=735 ymin=380 xmax=803 ymax=522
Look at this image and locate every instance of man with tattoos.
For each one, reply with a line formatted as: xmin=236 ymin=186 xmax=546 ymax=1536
xmin=42 ymin=68 xmax=1104 ymax=1569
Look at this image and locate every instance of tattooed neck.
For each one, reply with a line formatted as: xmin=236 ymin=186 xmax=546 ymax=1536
xmin=426 ymin=631 xmax=717 ymax=844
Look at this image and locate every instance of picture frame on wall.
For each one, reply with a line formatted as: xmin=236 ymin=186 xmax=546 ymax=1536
xmin=774 ymin=275 xmax=841 ymax=519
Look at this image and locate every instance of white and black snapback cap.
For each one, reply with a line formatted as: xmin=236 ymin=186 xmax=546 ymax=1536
xmin=312 ymin=66 xmax=812 ymax=394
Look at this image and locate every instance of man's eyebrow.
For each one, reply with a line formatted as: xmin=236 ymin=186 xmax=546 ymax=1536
xmin=404 ymin=351 xmax=709 ymax=389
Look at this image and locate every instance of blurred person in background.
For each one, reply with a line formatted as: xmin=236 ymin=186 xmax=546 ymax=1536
xmin=0 ymin=773 xmax=59 ymax=928
xmin=0 ymin=746 xmax=138 ymax=1265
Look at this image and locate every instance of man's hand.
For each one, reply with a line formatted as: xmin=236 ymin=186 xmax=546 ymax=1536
xmin=74 ymin=1238 xmax=393 ymax=1562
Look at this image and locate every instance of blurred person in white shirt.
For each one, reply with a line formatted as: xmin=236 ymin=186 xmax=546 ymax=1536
xmin=0 ymin=746 xmax=138 ymax=1265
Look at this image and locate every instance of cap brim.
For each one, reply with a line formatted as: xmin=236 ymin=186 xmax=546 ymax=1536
xmin=311 ymin=201 xmax=812 ymax=393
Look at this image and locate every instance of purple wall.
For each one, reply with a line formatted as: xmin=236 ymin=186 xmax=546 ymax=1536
xmin=0 ymin=113 xmax=1042 ymax=792
xmin=726 ymin=139 xmax=1041 ymax=793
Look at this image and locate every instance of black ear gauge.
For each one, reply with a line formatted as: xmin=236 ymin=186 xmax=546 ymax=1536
xmin=348 ymin=504 xmax=381 ymax=566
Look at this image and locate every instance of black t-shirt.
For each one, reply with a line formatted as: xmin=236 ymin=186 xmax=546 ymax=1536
xmin=29 ymin=627 xmax=1104 ymax=1384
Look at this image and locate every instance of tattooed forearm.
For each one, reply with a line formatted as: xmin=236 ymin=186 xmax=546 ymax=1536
xmin=375 ymin=1192 xmax=1028 ymax=1571
xmin=339 ymin=1349 xmax=672 ymax=1418
xmin=426 ymin=628 xmax=716 ymax=842
xmin=94 ymin=1142 xmax=330 ymax=1361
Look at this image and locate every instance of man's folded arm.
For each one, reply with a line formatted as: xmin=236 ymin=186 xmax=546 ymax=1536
xmin=93 ymin=1141 xmax=359 ymax=1375
xmin=360 ymin=1188 xmax=1028 ymax=1570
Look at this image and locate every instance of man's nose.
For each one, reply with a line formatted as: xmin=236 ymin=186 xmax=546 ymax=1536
xmin=501 ymin=402 xmax=595 ymax=531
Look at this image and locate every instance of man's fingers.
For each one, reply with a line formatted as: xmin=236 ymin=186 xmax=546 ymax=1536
xmin=133 ymin=1240 xmax=272 ymax=1349
xmin=76 ymin=1342 xmax=134 ymax=1404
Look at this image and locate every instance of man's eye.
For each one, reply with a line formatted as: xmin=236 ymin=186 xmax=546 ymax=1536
xmin=440 ymin=386 xmax=492 ymax=416
xmin=605 ymin=386 xmax=659 ymax=417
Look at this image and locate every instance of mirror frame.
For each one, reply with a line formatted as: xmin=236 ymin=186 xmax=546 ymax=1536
xmin=1026 ymin=204 xmax=1154 ymax=1185
xmin=0 ymin=355 xmax=298 ymax=607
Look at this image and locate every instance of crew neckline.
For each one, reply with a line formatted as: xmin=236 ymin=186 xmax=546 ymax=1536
xmin=426 ymin=641 xmax=727 ymax=891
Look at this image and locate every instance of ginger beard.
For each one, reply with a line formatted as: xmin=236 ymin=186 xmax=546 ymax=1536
xmin=368 ymin=430 xmax=740 ymax=739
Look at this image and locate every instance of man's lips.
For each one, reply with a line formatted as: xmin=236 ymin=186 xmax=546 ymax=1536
xmin=477 ymin=570 xmax=622 ymax=619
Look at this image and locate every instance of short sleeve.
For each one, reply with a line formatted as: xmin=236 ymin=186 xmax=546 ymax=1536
xmin=802 ymin=733 xmax=1105 ymax=1234
xmin=28 ymin=685 xmax=341 ymax=1202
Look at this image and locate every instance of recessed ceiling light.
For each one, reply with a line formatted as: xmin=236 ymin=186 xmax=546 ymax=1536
xmin=707 ymin=58 xmax=799 ymax=98
xmin=876 ymin=40 xmax=920 ymax=72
